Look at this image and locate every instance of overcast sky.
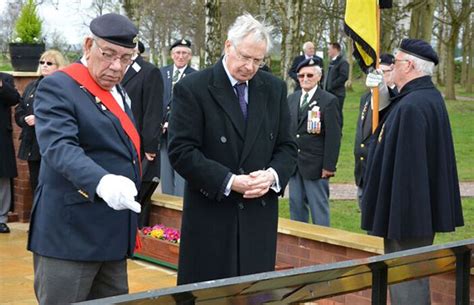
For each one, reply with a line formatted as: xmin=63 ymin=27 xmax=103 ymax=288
xmin=1 ymin=0 xmax=97 ymax=45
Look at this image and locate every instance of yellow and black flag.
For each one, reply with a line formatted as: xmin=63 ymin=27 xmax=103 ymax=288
xmin=344 ymin=0 xmax=392 ymax=72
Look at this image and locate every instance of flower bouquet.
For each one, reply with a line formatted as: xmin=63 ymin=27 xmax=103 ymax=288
xmin=135 ymin=224 xmax=181 ymax=269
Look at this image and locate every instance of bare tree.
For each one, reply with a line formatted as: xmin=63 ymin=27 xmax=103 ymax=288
xmin=407 ymin=0 xmax=436 ymax=42
xmin=0 ymin=1 xmax=23 ymax=54
xmin=437 ymin=0 xmax=473 ymax=100
xmin=204 ymin=0 xmax=221 ymax=66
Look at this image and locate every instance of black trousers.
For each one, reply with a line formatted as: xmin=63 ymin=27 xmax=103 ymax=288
xmin=28 ymin=160 xmax=41 ymax=192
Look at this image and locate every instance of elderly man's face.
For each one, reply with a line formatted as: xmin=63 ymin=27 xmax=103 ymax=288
xmin=84 ymin=37 xmax=134 ymax=90
xmin=304 ymin=43 xmax=315 ymax=57
xmin=224 ymin=35 xmax=266 ymax=82
xmin=392 ymin=51 xmax=412 ymax=89
xmin=171 ymin=46 xmax=192 ymax=69
xmin=297 ymin=66 xmax=321 ymax=91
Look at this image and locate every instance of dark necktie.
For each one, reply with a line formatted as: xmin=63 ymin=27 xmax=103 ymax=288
xmin=234 ymin=83 xmax=247 ymax=120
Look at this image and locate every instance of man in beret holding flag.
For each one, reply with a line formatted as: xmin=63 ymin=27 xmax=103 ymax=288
xmin=28 ymin=13 xmax=142 ymax=304
xmin=361 ymin=39 xmax=464 ymax=305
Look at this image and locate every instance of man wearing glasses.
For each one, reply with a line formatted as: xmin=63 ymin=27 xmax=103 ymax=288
xmin=168 ymin=13 xmax=297 ymax=285
xmin=28 ymin=13 xmax=142 ymax=304
xmin=287 ymin=58 xmax=341 ymax=227
xmin=160 ymin=39 xmax=196 ymax=197
xmin=361 ymin=39 xmax=464 ymax=305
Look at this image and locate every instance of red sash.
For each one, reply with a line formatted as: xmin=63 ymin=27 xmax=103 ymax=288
xmin=62 ymin=63 xmax=143 ymax=252
xmin=62 ymin=63 xmax=141 ymax=169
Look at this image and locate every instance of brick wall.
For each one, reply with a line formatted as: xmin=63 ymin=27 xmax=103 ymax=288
xmin=8 ymin=73 xmax=39 ymax=222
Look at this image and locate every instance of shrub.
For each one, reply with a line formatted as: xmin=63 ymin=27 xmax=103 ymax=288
xmin=13 ymin=0 xmax=43 ymax=44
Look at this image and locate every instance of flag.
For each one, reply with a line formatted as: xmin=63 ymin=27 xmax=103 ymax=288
xmin=344 ymin=0 xmax=378 ymax=73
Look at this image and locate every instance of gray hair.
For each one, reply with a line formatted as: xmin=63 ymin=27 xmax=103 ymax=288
xmin=302 ymin=41 xmax=314 ymax=51
xmin=227 ymin=13 xmax=273 ymax=53
xmin=400 ymin=51 xmax=435 ymax=76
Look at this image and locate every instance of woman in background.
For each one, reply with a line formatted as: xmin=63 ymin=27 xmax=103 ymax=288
xmin=15 ymin=49 xmax=68 ymax=191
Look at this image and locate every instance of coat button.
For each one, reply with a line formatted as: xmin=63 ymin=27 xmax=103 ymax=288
xmin=238 ymin=168 xmax=245 ymax=174
xmin=269 ymin=133 xmax=274 ymax=140
xmin=296 ymin=134 xmax=300 ymax=138
xmin=360 ymin=144 xmax=365 ymax=148
xmin=298 ymin=149 xmax=301 ymax=153
xmin=133 ymin=160 xmax=136 ymax=164
xmin=261 ymin=200 xmax=266 ymax=207
xmin=220 ymin=136 xmax=227 ymax=143
xmin=238 ymin=202 xmax=244 ymax=209
xmin=360 ymin=157 xmax=364 ymax=161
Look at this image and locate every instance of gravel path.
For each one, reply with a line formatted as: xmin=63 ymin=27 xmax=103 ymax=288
xmin=283 ymin=182 xmax=474 ymax=200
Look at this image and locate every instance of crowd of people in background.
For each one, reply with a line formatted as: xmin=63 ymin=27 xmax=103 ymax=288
xmin=0 ymin=11 xmax=464 ymax=305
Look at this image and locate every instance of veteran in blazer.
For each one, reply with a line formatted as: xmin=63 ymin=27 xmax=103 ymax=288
xmin=168 ymin=14 xmax=297 ymax=285
xmin=28 ymin=13 xmax=142 ymax=304
xmin=160 ymin=39 xmax=196 ymax=196
xmin=288 ymin=58 xmax=341 ymax=227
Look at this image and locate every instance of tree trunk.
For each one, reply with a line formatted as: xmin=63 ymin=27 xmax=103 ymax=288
xmin=445 ymin=33 xmax=457 ymax=100
xmin=204 ymin=0 xmax=222 ymax=67
xmin=460 ymin=17 xmax=470 ymax=87
xmin=420 ymin=0 xmax=435 ymax=42
xmin=467 ymin=17 xmax=474 ymax=93
xmin=345 ymin=36 xmax=353 ymax=91
xmin=277 ymin=0 xmax=303 ymax=90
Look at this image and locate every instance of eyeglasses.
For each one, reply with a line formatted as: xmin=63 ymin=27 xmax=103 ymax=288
xmin=94 ymin=41 xmax=134 ymax=66
xmin=393 ymin=59 xmax=410 ymax=65
xmin=233 ymin=45 xmax=265 ymax=68
xmin=381 ymin=69 xmax=393 ymax=74
xmin=39 ymin=61 xmax=56 ymax=66
xmin=297 ymin=73 xmax=315 ymax=79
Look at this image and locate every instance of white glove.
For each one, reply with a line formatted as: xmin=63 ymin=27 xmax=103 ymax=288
xmin=96 ymin=174 xmax=141 ymax=213
xmin=365 ymin=70 xmax=384 ymax=88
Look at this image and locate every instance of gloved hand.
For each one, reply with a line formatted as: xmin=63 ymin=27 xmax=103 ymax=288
xmin=365 ymin=70 xmax=384 ymax=88
xmin=96 ymin=174 xmax=141 ymax=213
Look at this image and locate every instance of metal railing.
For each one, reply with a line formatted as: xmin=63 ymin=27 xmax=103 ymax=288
xmin=75 ymin=239 xmax=473 ymax=305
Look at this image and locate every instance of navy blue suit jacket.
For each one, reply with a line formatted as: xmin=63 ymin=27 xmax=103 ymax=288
xmin=28 ymin=70 xmax=141 ymax=261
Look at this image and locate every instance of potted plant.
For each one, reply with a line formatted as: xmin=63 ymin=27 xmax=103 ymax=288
xmin=9 ymin=0 xmax=45 ymax=72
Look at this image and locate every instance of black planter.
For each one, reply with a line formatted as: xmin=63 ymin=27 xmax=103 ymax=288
xmin=9 ymin=43 xmax=45 ymax=72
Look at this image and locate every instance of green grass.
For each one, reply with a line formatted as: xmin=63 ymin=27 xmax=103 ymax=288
xmin=331 ymin=79 xmax=474 ymax=183
xmin=278 ymin=198 xmax=473 ymax=244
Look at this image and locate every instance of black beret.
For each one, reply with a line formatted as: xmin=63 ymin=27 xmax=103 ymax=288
xmin=379 ymin=53 xmax=394 ymax=66
xmin=296 ymin=57 xmax=321 ymax=73
xmin=399 ymin=38 xmax=439 ymax=65
xmin=138 ymin=41 xmax=145 ymax=54
xmin=90 ymin=13 xmax=138 ymax=48
xmin=170 ymin=39 xmax=191 ymax=51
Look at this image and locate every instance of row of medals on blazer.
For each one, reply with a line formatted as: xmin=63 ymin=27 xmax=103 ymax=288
xmin=306 ymin=101 xmax=321 ymax=134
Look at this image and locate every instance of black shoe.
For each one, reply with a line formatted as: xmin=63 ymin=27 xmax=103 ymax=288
xmin=0 ymin=223 xmax=10 ymax=233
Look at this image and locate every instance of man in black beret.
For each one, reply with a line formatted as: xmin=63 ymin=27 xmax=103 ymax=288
xmin=354 ymin=53 xmax=397 ymax=211
xmin=287 ymin=58 xmax=341 ymax=227
xmin=160 ymin=39 xmax=196 ymax=196
xmin=28 ymin=13 xmax=143 ymax=303
xmin=361 ymin=39 xmax=464 ymax=305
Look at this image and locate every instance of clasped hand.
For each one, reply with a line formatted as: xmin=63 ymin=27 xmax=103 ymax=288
xmin=231 ymin=170 xmax=275 ymax=199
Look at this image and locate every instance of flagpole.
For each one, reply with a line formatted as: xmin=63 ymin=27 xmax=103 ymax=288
xmin=372 ymin=3 xmax=381 ymax=133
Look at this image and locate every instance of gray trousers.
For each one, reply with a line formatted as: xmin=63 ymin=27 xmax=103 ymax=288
xmin=384 ymin=236 xmax=434 ymax=305
xmin=0 ymin=177 xmax=11 ymax=223
xmin=289 ymin=172 xmax=330 ymax=226
xmin=160 ymin=139 xmax=185 ymax=196
xmin=33 ymin=253 xmax=128 ymax=305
